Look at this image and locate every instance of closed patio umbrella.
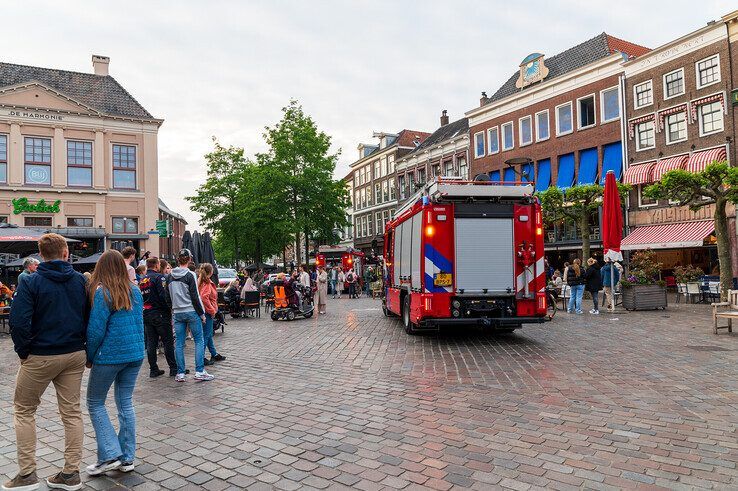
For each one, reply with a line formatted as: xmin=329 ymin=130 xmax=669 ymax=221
xmin=602 ymin=170 xmax=623 ymax=312
xmin=181 ymin=230 xmax=192 ymax=255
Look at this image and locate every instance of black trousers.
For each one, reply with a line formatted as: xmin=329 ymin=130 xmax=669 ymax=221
xmin=144 ymin=310 xmax=176 ymax=373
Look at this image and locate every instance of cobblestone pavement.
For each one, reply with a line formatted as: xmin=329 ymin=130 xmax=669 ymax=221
xmin=1 ymin=297 xmax=737 ymax=490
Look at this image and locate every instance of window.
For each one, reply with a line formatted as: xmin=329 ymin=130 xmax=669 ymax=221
xmin=354 ymin=218 xmax=360 ymax=237
xmin=638 ymin=185 xmax=656 ymax=207
xmin=354 ymin=173 xmax=359 ymax=186
xmin=519 ymin=116 xmax=532 ymax=146
xmin=0 ymin=216 xmax=8 ymax=224
xmin=380 ymin=157 xmax=387 ymax=177
xmin=390 ymin=179 xmax=396 ymax=200
xmin=387 ymin=155 xmax=395 ymax=174
xmin=366 ymin=186 xmax=372 ymax=206
xmin=535 ymin=110 xmax=549 ymax=141
xmin=112 ymin=216 xmax=138 ymax=234
xmin=374 ymin=183 xmax=381 ymax=204
xmin=432 ymin=164 xmax=440 ymax=177
xmin=698 ymin=101 xmax=724 ymax=135
xmin=24 ymin=137 xmax=52 ymax=186
xmin=376 ymin=212 xmax=382 ymax=235
xmin=112 ymin=144 xmax=136 ymax=189
xmin=635 ymin=121 xmax=655 ymax=150
xmin=487 ymin=127 xmax=499 ymax=154
xmin=555 ymin=102 xmax=573 ymax=135
xmin=664 ymin=69 xmax=684 ymax=99
xmin=25 ymin=216 xmax=52 ymax=227
xmin=634 ymin=80 xmax=653 ymax=109
xmin=665 ymin=112 xmax=687 ymax=144
xmin=577 ymin=95 xmax=596 ymax=129
xmin=398 ymin=175 xmax=406 ymax=199
xmin=67 ymin=217 xmax=93 ymax=227
xmin=354 ymin=190 xmax=359 ymax=210
xmin=474 ymin=131 xmax=485 ymax=158
xmin=367 ymin=215 xmax=373 ymax=237
xmin=0 ymin=134 xmax=7 ymax=183
xmin=444 ymin=161 xmax=454 ymax=176
xmin=458 ymin=157 xmax=468 ymax=180
xmin=373 ymin=161 xmax=380 ymax=180
xmin=502 ymin=122 xmax=514 ymax=150
xmin=696 ymin=55 xmax=720 ymax=88
xmin=382 ymin=180 xmax=389 ymax=202
xmin=601 ymin=87 xmax=620 ymax=122
xmin=67 ymin=140 xmax=92 ymax=187
xmin=417 ymin=168 xmax=426 ymax=184
xmin=360 ymin=188 xmax=366 ymax=208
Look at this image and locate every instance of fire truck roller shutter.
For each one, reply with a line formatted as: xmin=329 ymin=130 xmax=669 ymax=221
xmin=393 ymin=224 xmax=402 ymax=286
xmin=455 ymin=218 xmax=514 ymax=294
xmin=411 ymin=214 xmax=422 ymax=290
xmin=400 ymin=219 xmax=413 ymax=282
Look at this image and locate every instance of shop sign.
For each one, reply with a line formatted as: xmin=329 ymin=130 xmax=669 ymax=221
xmin=12 ymin=198 xmax=61 ymax=215
xmin=6 ymin=110 xmax=64 ymax=121
xmin=155 ymin=219 xmax=169 ymax=237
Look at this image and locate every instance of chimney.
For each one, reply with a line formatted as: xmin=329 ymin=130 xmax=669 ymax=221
xmin=92 ymin=55 xmax=110 ymax=76
xmin=440 ymin=110 xmax=449 ymax=126
xmin=480 ymin=91 xmax=489 ymax=107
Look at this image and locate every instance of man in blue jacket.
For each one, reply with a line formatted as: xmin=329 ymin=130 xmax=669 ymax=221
xmin=5 ymin=233 xmax=88 ymax=491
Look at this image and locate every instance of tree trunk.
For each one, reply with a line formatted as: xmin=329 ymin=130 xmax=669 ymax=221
xmin=579 ymin=211 xmax=591 ymax=262
xmin=282 ymin=242 xmax=287 ymax=272
xmin=304 ymin=226 xmax=310 ymax=268
xmin=714 ymin=198 xmax=733 ymax=301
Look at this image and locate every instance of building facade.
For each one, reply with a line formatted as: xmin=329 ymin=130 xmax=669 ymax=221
xmin=466 ymin=34 xmax=649 ymax=262
xmin=350 ymin=129 xmax=430 ymax=256
xmin=337 ymin=171 xmax=354 ymax=249
xmin=158 ymin=198 xmax=187 ymax=261
xmin=395 ymin=111 xmax=469 ymax=202
xmin=621 ymin=15 xmax=738 ymax=274
xmin=0 ymin=55 xmax=163 ymax=256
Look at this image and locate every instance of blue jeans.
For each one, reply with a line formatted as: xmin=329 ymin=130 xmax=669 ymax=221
xmin=87 ymin=360 xmax=143 ymax=463
xmin=568 ymin=284 xmax=585 ymax=313
xmin=174 ymin=311 xmax=204 ymax=374
xmin=330 ymin=280 xmax=337 ymax=295
xmin=202 ymin=313 xmax=218 ymax=360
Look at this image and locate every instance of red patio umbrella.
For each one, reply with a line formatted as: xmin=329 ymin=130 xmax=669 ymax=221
xmin=602 ymin=170 xmax=623 ymax=312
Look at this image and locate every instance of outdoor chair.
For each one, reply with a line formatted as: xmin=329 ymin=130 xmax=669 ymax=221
xmin=560 ymin=285 xmax=570 ymax=310
xmin=676 ymin=283 xmax=687 ymax=304
xmin=712 ymin=289 xmax=737 ymax=334
xmin=241 ymin=291 xmax=261 ymax=318
xmin=685 ymin=282 xmax=701 ymax=303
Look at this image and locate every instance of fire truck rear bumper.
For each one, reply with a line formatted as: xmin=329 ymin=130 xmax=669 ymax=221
xmin=421 ymin=316 xmax=547 ymax=328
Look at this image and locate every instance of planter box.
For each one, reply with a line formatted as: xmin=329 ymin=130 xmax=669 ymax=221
xmin=622 ymin=284 xmax=668 ymax=311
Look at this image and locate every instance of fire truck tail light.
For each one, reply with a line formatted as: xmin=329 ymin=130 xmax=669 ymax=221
xmin=536 ymin=227 xmax=543 ymax=236
xmin=424 ymin=298 xmax=432 ymax=311
xmin=425 ymin=225 xmax=435 ymax=237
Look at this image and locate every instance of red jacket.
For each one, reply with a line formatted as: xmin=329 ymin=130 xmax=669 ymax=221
xmin=198 ymin=280 xmax=218 ymax=316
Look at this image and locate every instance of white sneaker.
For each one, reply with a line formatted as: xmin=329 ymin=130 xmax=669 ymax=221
xmin=86 ymin=459 xmax=121 ymax=476
xmin=194 ymin=371 xmax=214 ymax=382
xmin=592 ymin=310 xmax=600 ymax=315
xmin=589 ymin=309 xmax=595 ymax=314
xmin=174 ymin=374 xmax=186 ymax=383
xmin=119 ymin=462 xmax=134 ymax=473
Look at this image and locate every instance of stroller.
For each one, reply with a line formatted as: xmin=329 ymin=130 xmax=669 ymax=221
xmin=271 ymin=281 xmax=314 ymax=321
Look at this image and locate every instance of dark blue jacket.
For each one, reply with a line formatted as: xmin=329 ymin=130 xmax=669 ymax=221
xmin=139 ymin=269 xmax=171 ymax=314
xmin=601 ymin=263 xmax=621 ymax=287
xmin=10 ymin=260 xmax=88 ymax=359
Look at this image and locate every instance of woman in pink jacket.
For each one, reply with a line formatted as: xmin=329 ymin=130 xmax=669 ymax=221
xmin=198 ymin=263 xmax=225 ymax=367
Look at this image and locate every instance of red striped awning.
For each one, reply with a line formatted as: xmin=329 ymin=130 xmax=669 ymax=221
xmin=652 ymin=154 xmax=688 ymax=181
xmin=686 ymin=146 xmax=727 ymax=174
xmin=623 ymin=161 xmax=656 ymax=185
xmin=621 ymin=220 xmax=715 ymax=250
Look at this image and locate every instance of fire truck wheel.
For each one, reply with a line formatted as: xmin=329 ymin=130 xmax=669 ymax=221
xmin=402 ymin=296 xmax=418 ymax=335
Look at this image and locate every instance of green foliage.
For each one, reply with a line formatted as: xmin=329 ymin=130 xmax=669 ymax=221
xmin=644 ymin=161 xmax=738 ymax=208
xmin=620 ymin=250 xmax=663 ymax=287
xmin=673 ymin=265 xmax=704 ymax=284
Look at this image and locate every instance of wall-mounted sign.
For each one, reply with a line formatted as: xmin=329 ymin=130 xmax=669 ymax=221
xmin=155 ymin=219 xmax=169 ymax=237
xmin=7 ymin=110 xmax=64 ymax=121
xmin=12 ymin=198 xmax=61 ymax=215
xmin=732 ymin=89 xmax=738 ymax=106
xmin=516 ymin=53 xmax=549 ymax=89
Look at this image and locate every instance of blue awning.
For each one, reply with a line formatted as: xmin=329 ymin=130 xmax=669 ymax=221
xmin=536 ymin=159 xmax=551 ymax=192
xmin=489 ymin=170 xmax=500 ymax=182
xmin=556 ymin=153 xmax=575 ymax=189
xmin=503 ymin=167 xmax=516 ymax=185
xmin=577 ymin=148 xmax=599 ymax=185
xmin=600 ymin=141 xmax=623 ymax=183
xmin=521 ymin=163 xmax=534 ymax=183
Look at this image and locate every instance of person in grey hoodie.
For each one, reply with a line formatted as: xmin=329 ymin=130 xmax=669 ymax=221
xmin=166 ymin=249 xmax=213 ymax=382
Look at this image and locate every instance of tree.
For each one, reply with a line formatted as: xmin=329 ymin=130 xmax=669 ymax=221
xmin=258 ymin=100 xmax=350 ymax=264
xmin=539 ymin=183 xmax=630 ymax=261
xmin=186 ymin=139 xmax=249 ymax=266
xmin=645 ymin=161 xmax=738 ymax=300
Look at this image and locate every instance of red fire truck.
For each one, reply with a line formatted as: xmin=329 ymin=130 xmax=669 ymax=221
xmin=383 ymin=177 xmax=547 ymax=334
xmin=316 ymin=245 xmax=364 ymax=274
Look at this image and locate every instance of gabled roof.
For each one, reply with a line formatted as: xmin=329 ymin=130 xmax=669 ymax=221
xmin=485 ymin=33 xmax=649 ymax=105
xmin=411 ymin=118 xmax=468 ymax=154
xmin=0 ymin=62 xmax=157 ymax=121
xmin=158 ymin=198 xmax=187 ymax=224
xmin=396 ymin=129 xmax=431 ymax=148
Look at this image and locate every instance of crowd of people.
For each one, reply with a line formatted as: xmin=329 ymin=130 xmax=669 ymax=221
xmin=3 ymin=235 xmax=225 ymax=491
xmin=547 ymin=257 xmax=622 ymax=315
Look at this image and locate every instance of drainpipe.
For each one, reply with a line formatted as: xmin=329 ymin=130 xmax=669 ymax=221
xmin=618 ymin=72 xmax=631 ymax=264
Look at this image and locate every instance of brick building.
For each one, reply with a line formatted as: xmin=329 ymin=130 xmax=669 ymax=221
xmin=621 ymin=14 xmax=738 ymax=275
xmin=157 ymin=198 xmax=187 ymax=261
xmin=395 ymin=111 xmax=469 ymax=203
xmin=350 ymin=129 xmax=429 ymax=256
xmin=466 ymin=34 xmax=648 ymax=260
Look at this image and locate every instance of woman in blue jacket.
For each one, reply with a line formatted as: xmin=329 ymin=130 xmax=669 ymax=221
xmin=85 ymin=250 xmax=145 ymax=477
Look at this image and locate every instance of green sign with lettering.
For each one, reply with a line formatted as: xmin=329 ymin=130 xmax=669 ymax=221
xmin=12 ymin=198 xmax=61 ymax=215
xmin=155 ymin=219 xmax=169 ymax=237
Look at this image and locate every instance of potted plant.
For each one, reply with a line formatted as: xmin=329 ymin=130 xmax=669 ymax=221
xmin=621 ymin=250 xmax=668 ymax=310
xmin=674 ymin=265 xmax=704 ymax=288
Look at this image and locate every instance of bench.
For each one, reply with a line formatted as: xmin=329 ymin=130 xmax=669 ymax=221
xmin=712 ymin=289 xmax=737 ymax=334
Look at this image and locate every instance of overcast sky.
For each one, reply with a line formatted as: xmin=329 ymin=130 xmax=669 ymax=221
xmin=3 ymin=0 xmax=734 ymax=228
